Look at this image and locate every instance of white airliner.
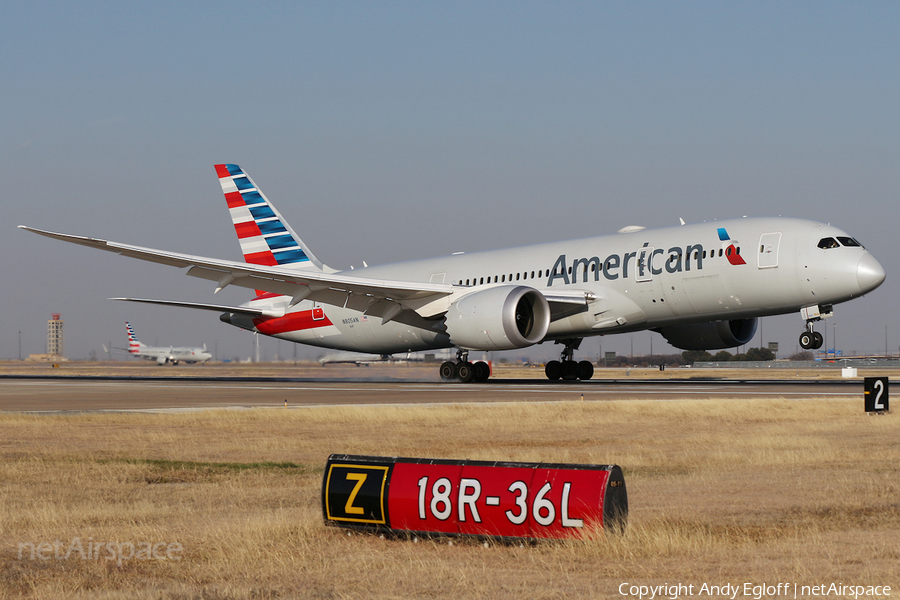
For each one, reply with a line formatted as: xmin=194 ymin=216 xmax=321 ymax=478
xmin=20 ymin=164 xmax=885 ymax=382
xmin=123 ymin=321 xmax=211 ymax=365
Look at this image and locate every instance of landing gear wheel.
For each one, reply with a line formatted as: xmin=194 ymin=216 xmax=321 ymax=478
xmin=472 ymin=361 xmax=491 ymax=383
xmin=577 ymin=360 xmax=594 ymax=380
xmin=457 ymin=361 xmax=475 ymax=383
xmin=813 ymin=332 xmax=824 ymax=349
xmin=562 ymin=360 xmax=579 ymax=381
xmin=545 ymin=360 xmax=562 ymax=381
xmin=799 ymin=332 xmax=814 ymax=349
xmin=439 ymin=361 xmax=457 ymax=381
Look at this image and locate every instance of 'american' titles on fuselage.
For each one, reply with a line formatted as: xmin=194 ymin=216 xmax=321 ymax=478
xmin=548 ymin=241 xmax=718 ymax=286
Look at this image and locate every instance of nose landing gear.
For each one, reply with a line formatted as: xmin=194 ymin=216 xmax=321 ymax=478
xmin=545 ymin=338 xmax=594 ymax=381
xmin=799 ymin=305 xmax=831 ymax=350
xmin=799 ymin=328 xmax=824 ymax=350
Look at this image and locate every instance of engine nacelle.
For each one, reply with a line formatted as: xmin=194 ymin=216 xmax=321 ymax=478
xmin=657 ymin=318 xmax=758 ymax=351
xmin=444 ymin=286 xmax=551 ymax=351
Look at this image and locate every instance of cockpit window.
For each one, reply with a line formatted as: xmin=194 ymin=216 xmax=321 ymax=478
xmin=837 ymin=236 xmax=863 ymax=248
xmin=817 ymin=237 xmax=840 ymax=249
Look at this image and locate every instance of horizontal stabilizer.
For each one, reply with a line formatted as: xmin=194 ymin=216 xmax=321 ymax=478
xmin=109 ymin=298 xmax=284 ymax=318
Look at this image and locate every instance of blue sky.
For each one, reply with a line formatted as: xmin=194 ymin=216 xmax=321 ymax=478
xmin=3 ymin=2 xmax=898 ymax=361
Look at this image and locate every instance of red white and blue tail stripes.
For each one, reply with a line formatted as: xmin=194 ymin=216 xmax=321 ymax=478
xmin=215 ymin=164 xmax=320 ymax=269
xmin=125 ymin=321 xmax=143 ymax=354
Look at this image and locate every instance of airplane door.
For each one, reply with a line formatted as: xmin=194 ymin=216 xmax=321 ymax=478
xmin=758 ymin=232 xmax=782 ymax=269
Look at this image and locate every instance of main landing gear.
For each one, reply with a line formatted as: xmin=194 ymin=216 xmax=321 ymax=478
xmin=440 ymin=349 xmax=491 ymax=383
xmin=545 ymin=338 xmax=594 ymax=381
xmin=798 ymin=305 xmax=831 ymax=350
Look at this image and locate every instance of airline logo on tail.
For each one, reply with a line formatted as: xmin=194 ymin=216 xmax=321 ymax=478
xmin=125 ymin=321 xmax=143 ymax=354
xmin=215 ymin=164 xmax=314 ymax=268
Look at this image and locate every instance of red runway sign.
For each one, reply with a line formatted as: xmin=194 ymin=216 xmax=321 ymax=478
xmin=323 ymin=455 xmax=627 ymax=539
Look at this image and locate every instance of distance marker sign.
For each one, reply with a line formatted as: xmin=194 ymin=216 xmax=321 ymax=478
xmin=322 ymin=455 xmax=627 ymax=539
xmin=864 ymin=377 xmax=889 ymax=413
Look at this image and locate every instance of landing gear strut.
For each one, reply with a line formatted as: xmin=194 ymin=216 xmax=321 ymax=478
xmin=440 ymin=349 xmax=491 ymax=383
xmin=545 ymin=338 xmax=594 ymax=381
xmin=799 ymin=305 xmax=830 ymax=350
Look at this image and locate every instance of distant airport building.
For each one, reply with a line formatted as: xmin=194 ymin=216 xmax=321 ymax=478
xmin=47 ymin=314 xmax=64 ymax=357
xmin=27 ymin=313 xmax=68 ymax=362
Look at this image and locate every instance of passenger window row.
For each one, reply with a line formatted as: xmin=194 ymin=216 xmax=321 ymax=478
xmin=700 ymin=247 xmax=741 ymax=259
xmin=456 ymin=270 xmax=544 ymax=286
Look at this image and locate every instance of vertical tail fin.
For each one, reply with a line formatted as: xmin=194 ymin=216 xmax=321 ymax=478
xmin=214 ymin=164 xmax=325 ymax=271
xmin=125 ymin=321 xmax=143 ymax=354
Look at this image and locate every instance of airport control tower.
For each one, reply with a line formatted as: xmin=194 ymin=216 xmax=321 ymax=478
xmin=47 ymin=313 xmax=64 ymax=359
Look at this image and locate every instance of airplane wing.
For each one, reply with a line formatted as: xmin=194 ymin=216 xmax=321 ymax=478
xmin=19 ymin=226 xmax=454 ymax=318
xmin=21 ymin=226 xmax=597 ymax=323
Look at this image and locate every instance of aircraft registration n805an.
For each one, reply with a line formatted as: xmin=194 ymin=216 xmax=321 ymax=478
xmin=20 ymin=164 xmax=885 ymax=382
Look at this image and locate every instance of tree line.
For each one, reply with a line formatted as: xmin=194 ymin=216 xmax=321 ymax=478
xmin=596 ymin=347 xmax=779 ymax=367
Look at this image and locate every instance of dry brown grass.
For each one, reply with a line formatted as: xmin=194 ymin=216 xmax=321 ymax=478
xmin=1 ymin=398 xmax=898 ymax=599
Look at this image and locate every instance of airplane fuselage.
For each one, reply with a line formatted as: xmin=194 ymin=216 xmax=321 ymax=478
xmin=228 ymin=217 xmax=882 ymax=354
xmin=131 ymin=346 xmax=212 ymax=364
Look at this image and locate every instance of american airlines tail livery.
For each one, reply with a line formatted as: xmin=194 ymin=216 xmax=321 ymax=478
xmin=124 ymin=321 xmax=211 ymax=365
xmin=20 ymin=164 xmax=884 ymax=382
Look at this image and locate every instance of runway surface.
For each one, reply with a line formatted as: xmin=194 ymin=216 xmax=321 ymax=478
xmin=0 ymin=376 xmax=863 ymax=412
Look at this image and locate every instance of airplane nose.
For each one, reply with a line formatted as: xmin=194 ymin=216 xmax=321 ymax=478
xmin=857 ymin=253 xmax=886 ymax=294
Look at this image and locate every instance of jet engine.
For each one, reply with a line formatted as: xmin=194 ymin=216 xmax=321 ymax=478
xmin=657 ymin=318 xmax=758 ymax=351
xmin=444 ymin=285 xmax=551 ymax=351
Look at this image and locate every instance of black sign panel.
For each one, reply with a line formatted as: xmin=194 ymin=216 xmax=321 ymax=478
xmin=323 ymin=460 xmax=392 ymax=525
xmin=864 ymin=377 xmax=889 ymax=412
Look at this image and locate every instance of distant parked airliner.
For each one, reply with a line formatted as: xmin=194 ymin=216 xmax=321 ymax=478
xmin=122 ymin=321 xmax=211 ymax=365
xmin=21 ymin=164 xmax=884 ymax=382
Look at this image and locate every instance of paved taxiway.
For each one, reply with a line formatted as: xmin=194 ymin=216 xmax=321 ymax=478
xmin=0 ymin=377 xmax=862 ymax=412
